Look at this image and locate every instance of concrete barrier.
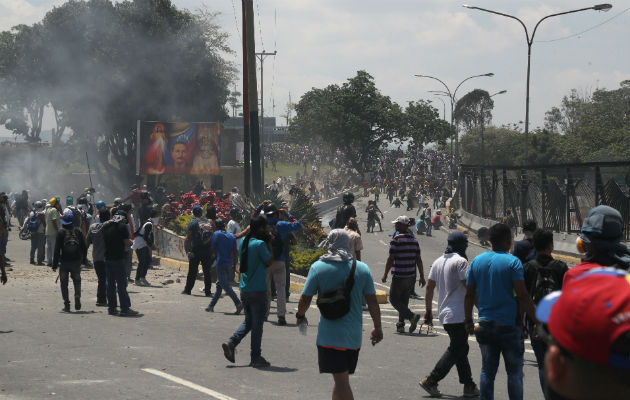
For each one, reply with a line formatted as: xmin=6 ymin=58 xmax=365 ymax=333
xmin=154 ymin=226 xmax=187 ymax=261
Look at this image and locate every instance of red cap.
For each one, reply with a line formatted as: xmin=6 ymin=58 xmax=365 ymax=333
xmin=536 ymin=268 xmax=630 ymax=369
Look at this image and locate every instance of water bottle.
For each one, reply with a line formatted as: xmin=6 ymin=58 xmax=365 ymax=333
xmin=299 ymin=319 xmax=308 ymax=336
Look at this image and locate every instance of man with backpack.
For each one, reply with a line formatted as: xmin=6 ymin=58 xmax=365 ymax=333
xmin=263 ymin=203 xmax=301 ymax=325
xmin=23 ymin=201 xmax=46 ymax=265
xmin=182 ymin=205 xmax=214 ymax=296
xmin=513 ymin=220 xmax=537 ymax=264
xmin=333 ymin=192 xmax=356 ymax=229
xmin=132 ymin=208 xmax=158 ymax=287
xmin=52 ymin=212 xmax=88 ymax=313
xmin=523 ymin=229 xmax=568 ymax=399
xmin=86 ymin=208 xmax=110 ymax=307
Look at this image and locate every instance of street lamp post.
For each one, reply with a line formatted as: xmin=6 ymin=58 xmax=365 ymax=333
xmin=480 ymin=90 xmax=507 ymax=161
xmin=463 ymin=3 xmax=612 ymax=164
xmin=414 ymin=73 xmax=494 ymax=196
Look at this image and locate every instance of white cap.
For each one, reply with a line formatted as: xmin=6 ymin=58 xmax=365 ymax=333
xmin=392 ymin=216 xmax=410 ymax=225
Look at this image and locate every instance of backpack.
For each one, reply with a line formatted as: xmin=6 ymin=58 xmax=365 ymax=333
xmin=27 ymin=213 xmax=40 ymax=232
xmin=316 ymin=258 xmax=357 ymax=320
xmin=62 ymin=229 xmax=81 ymax=258
xmin=197 ymin=220 xmax=214 ymax=247
xmin=68 ymin=206 xmax=82 ymax=229
xmin=270 ymin=224 xmax=284 ymax=259
xmin=532 ymin=264 xmax=561 ymax=305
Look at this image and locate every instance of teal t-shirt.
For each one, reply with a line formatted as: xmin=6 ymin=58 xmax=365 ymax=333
xmin=466 ymin=251 xmax=524 ymax=326
xmin=238 ymin=238 xmax=271 ymax=293
xmin=302 ymin=259 xmax=376 ymax=349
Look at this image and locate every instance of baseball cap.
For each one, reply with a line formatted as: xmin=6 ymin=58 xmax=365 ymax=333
xmin=536 ymin=268 xmax=630 ymax=369
xmin=215 ymin=218 xmax=225 ymax=229
xmin=61 ymin=212 xmax=74 ymax=226
xmin=192 ymin=205 xmax=203 ymax=215
xmin=264 ymin=203 xmax=278 ymax=215
xmin=392 ymin=216 xmax=410 ymax=225
xmin=581 ymin=205 xmax=623 ymax=240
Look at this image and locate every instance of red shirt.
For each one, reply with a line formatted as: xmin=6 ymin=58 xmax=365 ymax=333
xmin=562 ymin=261 xmax=600 ymax=287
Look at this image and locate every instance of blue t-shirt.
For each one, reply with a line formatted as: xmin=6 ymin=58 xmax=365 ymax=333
xmin=238 ymin=238 xmax=271 ymax=293
xmin=269 ymin=216 xmax=302 ymax=262
xmin=302 ymin=259 xmax=376 ymax=349
xmin=212 ymin=230 xmax=237 ymax=267
xmin=466 ymin=251 xmax=524 ymax=326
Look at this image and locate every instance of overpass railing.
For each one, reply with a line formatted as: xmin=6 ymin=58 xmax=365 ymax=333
xmin=459 ymin=162 xmax=630 ymax=241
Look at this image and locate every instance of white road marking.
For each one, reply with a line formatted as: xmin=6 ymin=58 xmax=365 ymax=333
xmin=142 ymin=368 xmax=238 ymax=400
xmin=378 ymin=240 xmax=389 ymax=246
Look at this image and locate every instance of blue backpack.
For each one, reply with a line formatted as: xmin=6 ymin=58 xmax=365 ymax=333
xmin=27 ymin=213 xmax=40 ymax=232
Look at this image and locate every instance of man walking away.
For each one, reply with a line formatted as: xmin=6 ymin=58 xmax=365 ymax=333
xmin=523 ymin=229 xmax=567 ymax=400
xmin=24 ymin=201 xmax=46 ymax=265
xmin=87 ymin=209 xmax=109 ymax=307
xmin=420 ymin=231 xmax=479 ymax=398
xmin=512 ymin=220 xmax=536 ymax=264
xmin=537 ymin=269 xmax=630 ymax=400
xmin=206 ymin=218 xmax=242 ymax=314
xmin=465 ymin=223 xmax=538 ymax=400
xmin=132 ymin=208 xmax=158 ymax=286
xmin=52 ymin=212 xmax=87 ymax=312
xmin=381 ymin=216 xmax=426 ymax=333
xmin=222 ymin=216 xmax=273 ymax=368
xmin=103 ymin=210 xmax=139 ymax=316
xmin=45 ymin=198 xmax=61 ymax=267
xmin=296 ymin=229 xmax=383 ymax=400
xmin=183 ymin=205 xmax=214 ymax=296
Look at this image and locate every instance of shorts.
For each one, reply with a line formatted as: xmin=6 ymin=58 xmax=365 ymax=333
xmin=317 ymin=346 xmax=360 ymax=374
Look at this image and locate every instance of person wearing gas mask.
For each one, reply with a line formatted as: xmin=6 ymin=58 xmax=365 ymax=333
xmin=132 ymin=208 xmax=159 ymax=286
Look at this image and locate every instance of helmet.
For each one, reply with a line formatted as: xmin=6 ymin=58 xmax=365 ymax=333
xmin=215 ymin=218 xmax=225 ymax=229
xmin=96 ymin=200 xmax=106 ymax=210
xmin=264 ymin=203 xmax=278 ymax=216
xmin=232 ymin=186 xmax=239 ymax=193
xmin=61 ymin=212 xmax=74 ymax=226
xmin=342 ymin=192 xmax=355 ymax=204
xmin=229 ymin=207 xmax=240 ymax=218
xmin=49 ymin=197 xmax=57 ymax=206
xmin=34 ymin=201 xmax=43 ymax=209
xmin=113 ymin=197 xmax=122 ymax=206
xmin=65 ymin=196 xmax=73 ymax=206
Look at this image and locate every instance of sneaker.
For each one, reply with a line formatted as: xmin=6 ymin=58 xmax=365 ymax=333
xmin=396 ymin=323 xmax=405 ymax=333
xmin=30 ymin=260 xmax=35 ymax=265
xmin=141 ymin=278 xmax=151 ymax=286
xmin=37 ymin=262 xmax=45 ymax=266
xmin=419 ymin=377 xmax=441 ymax=397
xmin=409 ymin=314 xmax=421 ymax=333
xmin=463 ymin=384 xmax=480 ymax=397
xmin=278 ymin=316 xmax=287 ymax=326
xmin=205 ymin=306 xmax=214 ymax=312
xmin=62 ymin=304 xmax=71 ymax=313
xmin=205 ymin=292 xmax=212 ymax=297
xmin=108 ymin=309 xmax=119 ymax=316
xmin=74 ymin=296 xmax=81 ymax=311
xmin=95 ymin=301 xmax=107 ymax=307
xmin=119 ymin=308 xmax=139 ymax=316
xmin=250 ymin=355 xmax=270 ymax=368
xmin=135 ymin=279 xmax=144 ymax=286
xmin=181 ymin=290 xmax=191 ymax=295
xmin=222 ymin=342 xmax=235 ymax=363
xmin=234 ymin=303 xmax=243 ymax=315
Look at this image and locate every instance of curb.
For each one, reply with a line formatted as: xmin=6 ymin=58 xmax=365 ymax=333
xmin=290 ymin=280 xmax=388 ymax=304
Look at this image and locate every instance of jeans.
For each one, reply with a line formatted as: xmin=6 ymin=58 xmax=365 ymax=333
xmin=474 ymin=320 xmax=524 ymax=400
xmin=30 ymin=232 xmax=46 ymax=263
xmin=46 ymin=234 xmax=56 ymax=265
xmin=426 ymin=221 xmax=433 ymax=236
xmin=266 ymin=260 xmax=286 ymax=318
xmin=93 ymin=260 xmax=107 ymax=304
xmin=429 ymin=323 xmax=474 ymax=385
xmin=389 ymin=276 xmax=416 ymax=323
xmin=135 ymin=246 xmax=151 ymax=280
xmin=229 ymin=291 xmax=267 ymax=360
xmin=106 ymin=259 xmax=131 ymax=312
xmin=210 ymin=266 xmax=241 ymax=308
xmin=184 ymin=251 xmax=214 ymax=295
xmin=0 ymin=231 xmax=7 ymax=259
xmin=59 ymin=263 xmax=81 ymax=305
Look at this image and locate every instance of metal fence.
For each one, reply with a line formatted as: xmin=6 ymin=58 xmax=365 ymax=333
xmin=459 ymin=162 xmax=630 ymax=241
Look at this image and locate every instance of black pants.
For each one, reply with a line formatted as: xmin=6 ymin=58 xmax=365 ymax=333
xmin=30 ymin=232 xmax=45 ymax=263
xmin=135 ymin=247 xmax=151 ymax=280
xmin=389 ymin=276 xmax=416 ymax=323
xmin=184 ymin=252 xmax=214 ymax=295
xmin=59 ymin=264 xmax=81 ymax=305
xmin=93 ymin=260 xmax=107 ymax=304
xmin=429 ymin=323 xmax=474 ymax=385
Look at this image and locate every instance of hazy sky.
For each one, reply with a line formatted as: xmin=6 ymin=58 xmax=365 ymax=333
xmin=1 ymin=0 xmax=629 ymax=134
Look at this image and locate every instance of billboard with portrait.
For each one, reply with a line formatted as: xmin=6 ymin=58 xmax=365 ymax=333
xmin=137 ymin=121 xmax=221 ymax=175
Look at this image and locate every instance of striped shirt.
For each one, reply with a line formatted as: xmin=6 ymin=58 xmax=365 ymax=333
xmin=389 ymin=232 xmax=420 ymax=278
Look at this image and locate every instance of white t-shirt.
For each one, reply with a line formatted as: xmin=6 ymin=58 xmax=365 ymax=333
xmin=428 ymin=252 xmax=469 ymax=324
xmin=227 ymin=220 xmax=241 ymax=236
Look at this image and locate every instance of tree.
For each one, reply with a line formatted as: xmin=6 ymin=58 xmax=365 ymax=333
xmin=403 ymin=100 xmax=450 ymax=149
xmin=292 ymin=71 xmax=405 ymax=175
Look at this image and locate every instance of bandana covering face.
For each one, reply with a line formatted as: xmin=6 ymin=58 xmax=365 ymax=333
xmin=319 ymin=229 xmax=353 ymax=262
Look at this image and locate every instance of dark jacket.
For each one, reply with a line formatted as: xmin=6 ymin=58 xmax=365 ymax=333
xmin=53 ymin=226 xmax=88 ymax=268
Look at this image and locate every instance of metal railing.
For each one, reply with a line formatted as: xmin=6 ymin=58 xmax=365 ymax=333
xmin=459 ymin=162 xmax=630 ymax=241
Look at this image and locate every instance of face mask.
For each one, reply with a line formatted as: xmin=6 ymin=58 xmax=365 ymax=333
xmin=151 ymin=218 xmax=159 ymax=226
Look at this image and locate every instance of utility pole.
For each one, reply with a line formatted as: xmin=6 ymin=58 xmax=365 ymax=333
xmin=256 ymin=50 xmax=277 ymax=187
xmin=244 ymin=0 xmax=262 ymax=193
xmin=241 ymin=0 xmax=251 ymax=195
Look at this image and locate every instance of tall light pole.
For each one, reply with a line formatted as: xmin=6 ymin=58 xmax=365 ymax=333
xmin=414 ymin=73 xmax=494 ymax=195
xmin=256 ymin=50 xmax=276 ymax=187
xmin=480 ymin=89 xmax=507 ymax=161
xmin=463 ymin=3 xmax=612 ymax=165
xmin=431 ymin=95 xmax=446 ymax=120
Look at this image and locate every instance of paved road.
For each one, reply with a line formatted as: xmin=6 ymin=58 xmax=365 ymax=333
xmin=0 ymin=197 xmax=548 ymax=400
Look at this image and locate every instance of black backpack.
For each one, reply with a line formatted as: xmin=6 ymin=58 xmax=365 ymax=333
xmin=197 ymin=220 xmax=214 ymax=247
xmin=62 ymin=229 xmax=81 ymax=258
xmin=316 ymin=258 xmax=357 ymax=320
xmin=532 ymin=264 xmax=561 ymax=305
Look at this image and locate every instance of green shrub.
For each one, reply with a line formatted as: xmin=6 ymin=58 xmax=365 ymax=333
xmin=168 ymin=214 xmax=193 ymax=236
xmin=289 ymin=245 xmax=325 ymax=276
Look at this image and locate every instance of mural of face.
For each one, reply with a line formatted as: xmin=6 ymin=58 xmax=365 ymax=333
xmin=171 ymin=143 xmax=188 ymax=166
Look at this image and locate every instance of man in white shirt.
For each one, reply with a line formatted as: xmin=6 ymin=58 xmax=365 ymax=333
xmin=419 ymin=231 xmax=479 ymax=398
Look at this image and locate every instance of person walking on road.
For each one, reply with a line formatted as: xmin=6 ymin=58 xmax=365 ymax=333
xmin=132 ymin=208 xmax=158 ymax=286
xmin=52 ymin=212 xmax=88 ymax=313
xmin=464 ymin=223 xmax=538 ymax=400
xmin=512 ymin=220 xmax=536 ymax=264
xmin=382 ymin=216 xmax=426 ymax=334
xmin=420 ymin=231 xmax=479 ymax=397
xmin=206 ymin=218 xmax=242 ymax=314
xmin=222 ymin=216 xmax=273 ymax=368
xmin=45 ymin=197 xmax=61 ymax=267
xmin=23 ymin=200 xmax=46 ymax=265
xmin=296 ymin=229 xmax=383 ymax=400
xmin=87 ymin=208 xmax=109 ymax=307
xmin=182 ymin=205 xmax=214 ymax=296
